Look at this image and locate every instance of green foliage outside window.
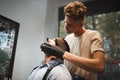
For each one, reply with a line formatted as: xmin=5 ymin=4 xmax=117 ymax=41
xmin=59 ymin=11 xmax=120 ymax=80
xmin=85 ymin=11 xmax=120 ymax=59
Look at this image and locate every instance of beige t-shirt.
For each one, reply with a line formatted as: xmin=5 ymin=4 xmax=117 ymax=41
xmin=64 ymin=30 xmax=104 ymax=80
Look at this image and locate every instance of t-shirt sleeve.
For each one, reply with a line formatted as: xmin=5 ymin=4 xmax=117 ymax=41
xmin=91 ymin=31 xmax=105 ymax=54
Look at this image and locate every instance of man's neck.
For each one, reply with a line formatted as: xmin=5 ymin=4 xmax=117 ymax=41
xmin=74 ymin=27 xmax=86 ymax=37
xmin=45 ymin=56 xmax=56 ymax=63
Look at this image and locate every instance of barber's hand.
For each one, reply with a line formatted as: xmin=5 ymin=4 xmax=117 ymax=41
xmin=40 ymin=43 xmax=65 ymax=58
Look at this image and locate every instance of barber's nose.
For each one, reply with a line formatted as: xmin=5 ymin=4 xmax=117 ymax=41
xmin=64 ymin=23 xmax=68 ymax=29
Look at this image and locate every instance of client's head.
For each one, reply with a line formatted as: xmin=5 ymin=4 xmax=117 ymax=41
xmin=45 ymin=37 xmax=70 ymax=59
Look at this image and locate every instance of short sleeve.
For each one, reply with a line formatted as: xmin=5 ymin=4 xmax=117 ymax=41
xmin=91 ymin=31 xmax=105 ymax=54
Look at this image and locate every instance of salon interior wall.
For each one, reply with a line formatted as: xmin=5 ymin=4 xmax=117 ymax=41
xmin=0 ymin=0 xmax=47 ymax=80
xmin=0 ymin=0 xmax=89 ymax=80
xmin=44 ymin=0 xmax=90 ymax=38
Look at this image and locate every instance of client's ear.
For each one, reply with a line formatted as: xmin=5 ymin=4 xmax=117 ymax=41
xmin=45 ymin=56 xmax=56 ymax=63
xmin=49 ymin=56 xmax=56 ymax=60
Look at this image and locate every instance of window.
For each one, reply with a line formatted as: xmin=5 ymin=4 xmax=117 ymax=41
xmin=0 ymin=15 xmax=19 ymax=80
xmin=59 ymin=11 xmax=120 ymax=80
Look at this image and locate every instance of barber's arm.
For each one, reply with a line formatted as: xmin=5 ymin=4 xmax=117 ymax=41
xmin=41 ymin=43 xmax=105 ymax=74
xmin=63 ymin=51 xmax=105 ymax=74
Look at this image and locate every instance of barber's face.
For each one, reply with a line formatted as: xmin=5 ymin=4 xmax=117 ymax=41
xmin=64 ymin=16 xmax=81 ymax=34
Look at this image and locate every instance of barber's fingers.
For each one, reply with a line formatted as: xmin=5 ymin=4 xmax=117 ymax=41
xmin=40 ymin=43 xmax=52 ymax=52
xmin=41 ymin=43 xmax=52 ymax=48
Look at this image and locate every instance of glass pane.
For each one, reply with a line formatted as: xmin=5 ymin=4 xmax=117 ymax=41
xmin=0 ymin=15 xmax=19 ymax=80
xmin=59 ymin=11 xmax=120 ymax=80
xmin=59 ymin=20 xmax=68 ymax=38
xmin=85 ymin=11 xmax=120 ymax=80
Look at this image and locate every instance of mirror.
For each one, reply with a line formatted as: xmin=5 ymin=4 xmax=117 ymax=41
xmin=0 ymin=15 xmax=19 ymax=80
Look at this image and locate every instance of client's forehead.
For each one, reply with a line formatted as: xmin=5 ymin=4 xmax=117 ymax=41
xmin=48 ymin=38 xmax=64 ymax=46
xmin=56 ymin=38 xmax=64 ymax=43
